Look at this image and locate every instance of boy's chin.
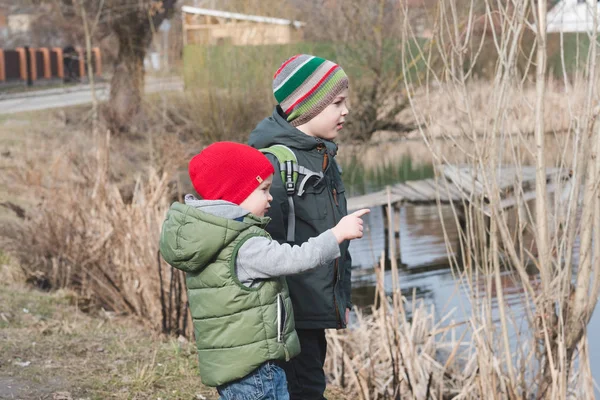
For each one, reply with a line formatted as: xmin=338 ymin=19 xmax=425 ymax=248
xmin=317 ymin=131 xmax=338 ymax=141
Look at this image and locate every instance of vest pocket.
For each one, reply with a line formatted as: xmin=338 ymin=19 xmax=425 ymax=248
xmin=276 ymin=293 xmax=287 ymax=343
xmin=295 ymin=183 xmax=327 ymax=221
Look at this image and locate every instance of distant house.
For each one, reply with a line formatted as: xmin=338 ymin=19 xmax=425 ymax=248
xmin=181 ymin=6 xmax=305 ymax=46
xmin=547 ymin=0 xmax=600 ymax=32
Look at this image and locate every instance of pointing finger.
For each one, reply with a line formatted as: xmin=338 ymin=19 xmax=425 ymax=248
xmin=351 ymin=208 xmax=370 ymax=218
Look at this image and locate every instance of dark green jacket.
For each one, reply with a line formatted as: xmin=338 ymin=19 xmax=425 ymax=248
xmin=248 ymin=106 xmax=352 ymax=330
xmin=159 ymin=202 xmax=301 ymax=387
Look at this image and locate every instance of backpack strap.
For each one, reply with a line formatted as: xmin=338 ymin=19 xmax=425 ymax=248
xmin=259 ymin=145 xmax=326 ymax=243
xmin=260 ymin=145 xmax=298 ymax=242
xmin=297 ymin=166 xmax=324 ymax=196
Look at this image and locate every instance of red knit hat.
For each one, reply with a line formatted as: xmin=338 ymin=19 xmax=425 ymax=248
xmin=188 ymin=142 xmax=275 ymax=205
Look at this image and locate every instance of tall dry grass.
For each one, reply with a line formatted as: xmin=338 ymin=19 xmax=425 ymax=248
xmin=2 ymin=127 xmax=191 ymax=336
xmin=387 ymin=0 xmax=598 ymax=398
xmin=323 ymin=0 xmax=600 ymax=398
xmin=326 ymin=252 xmax=470 ymax=399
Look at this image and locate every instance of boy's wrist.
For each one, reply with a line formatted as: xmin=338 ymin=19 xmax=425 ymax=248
xmin=330 ymin=227 xmax=344 ymax=244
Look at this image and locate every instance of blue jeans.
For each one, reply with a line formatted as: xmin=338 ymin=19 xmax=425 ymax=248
xmin=217 ymin=361 xmax=289 ymax=400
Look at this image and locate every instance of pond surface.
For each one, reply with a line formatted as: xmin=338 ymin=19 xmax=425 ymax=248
xmin=346 ymin=181 xmax=600 ymax=390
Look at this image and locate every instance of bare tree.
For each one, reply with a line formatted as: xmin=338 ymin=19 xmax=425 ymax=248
xmin=296 ymin=0 xmax=432 ymax=141
xmin=106 ymin=0 xmax=177 ymax=132
xmin=31 ymin=0 xmax=178 ymax=133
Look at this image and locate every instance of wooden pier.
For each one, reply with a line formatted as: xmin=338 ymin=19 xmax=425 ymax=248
xmin=346 ymin=165 xmax=572 ymax=263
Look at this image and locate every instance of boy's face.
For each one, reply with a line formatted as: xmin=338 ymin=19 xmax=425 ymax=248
xmin=239 ymin=174 xmax=274 ymax=217
xmin=297 ymin=88 xmax=349 ymax=141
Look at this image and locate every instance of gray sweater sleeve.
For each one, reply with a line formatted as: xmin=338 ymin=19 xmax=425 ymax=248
xmin=235 ymin=229 xmax=340 ymax=286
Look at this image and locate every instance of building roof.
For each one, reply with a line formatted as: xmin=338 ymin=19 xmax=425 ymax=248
xmin=181 ymin=5 xmax=305 ymax=29
xmin=546 ymin=0 xmax=600 ymax=32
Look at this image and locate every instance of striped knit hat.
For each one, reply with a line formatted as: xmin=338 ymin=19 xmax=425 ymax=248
xmin=273 ymin=54 xmax=349 ymax=127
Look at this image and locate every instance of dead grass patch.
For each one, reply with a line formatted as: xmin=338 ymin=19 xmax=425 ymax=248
xmin=0 ymin=283 xmax=215 ymax=399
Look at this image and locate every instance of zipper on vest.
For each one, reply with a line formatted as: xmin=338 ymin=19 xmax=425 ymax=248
xmin=277 ymin=293 xmax=291 ymax=360
xmin=332 ymin=188 xmax=339 ymax=206
xmin=332 ymin=259 xmax=342 ymax=329
xmin=276 ymin=293 xmax=286 ymax=343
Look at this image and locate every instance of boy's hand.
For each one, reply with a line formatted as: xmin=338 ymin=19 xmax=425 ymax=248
xmin=331 ymin=209 xmax=370 ymax=243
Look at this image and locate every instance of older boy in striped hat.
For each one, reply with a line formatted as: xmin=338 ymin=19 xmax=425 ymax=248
xmin=248 ymin=54 xmax=352 ymax=399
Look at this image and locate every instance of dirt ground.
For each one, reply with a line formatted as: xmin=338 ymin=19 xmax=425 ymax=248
xmin=0 ymin=281 xmax=217 ymax=400
xmin=0 ymin=277 xmax=349 ymax=400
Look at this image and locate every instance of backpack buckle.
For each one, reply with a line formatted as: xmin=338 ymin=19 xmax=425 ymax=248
xmin=285 ymin=181 xmax=295 ymax=194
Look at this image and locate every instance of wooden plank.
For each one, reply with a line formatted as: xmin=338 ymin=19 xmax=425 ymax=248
xmin=420 ymin=179 xmax=444 ymax=198
xmin=347 ymin=193 xmax=383 ymax=210
xmin=391 ymin=183 xmax=431 ymax=202
xmin=497 ymin=169 xmax=518 ymax=190
xmin=442 ymin=165 xmax=484 ymax=197
xmin=403 ymin=180 xmax=440 ymax=201
xmin=481 ymin=166 xmax=526 ymax=192
xmin=441 ymin=188 xmax=461 ymax=202
xmin=416 ymin=179 xmax=450 ymax=202
xmin=390 ymin=185 xmax=421 ymax=202
xmin=346 ymin=166 xmax=572 ymax=210
xmin=440 ymin=168 xmax=478 ymax=201
xmin=482 ymin=182 xmax=561 ymax=216
xmin=523 ymin=166 xmax=537 ymax=180
xmin=347 ymin=190 xmax=403 ymax=210
xmin=407 ymin=180 xmax=439 ymax=197
xmin=461 ymin=168 xmax=487 ymax=195
xmin=436 ymin=178 xmax=465 ymax=202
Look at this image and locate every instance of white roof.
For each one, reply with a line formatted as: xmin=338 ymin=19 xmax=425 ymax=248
xmin=181 ymin=5 xmax=305 ymax=29
xmin=546 ymin=0 xmax=600 ymax=32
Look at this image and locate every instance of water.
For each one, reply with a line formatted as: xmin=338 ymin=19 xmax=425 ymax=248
xmin=347 ymin=198 xmax=600 ymax=388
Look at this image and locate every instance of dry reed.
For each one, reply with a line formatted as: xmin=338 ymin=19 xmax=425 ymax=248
xmin=3 ymin=130 xmax=191 ymax=336
xmin=326 ymin=253 xmax=470 ymax=399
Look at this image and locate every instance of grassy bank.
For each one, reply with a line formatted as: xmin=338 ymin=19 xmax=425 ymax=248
xmin=0 ymin=282 xmax=212 ymax=400
xmin=0 ymin=278 xmax=349 ymax=399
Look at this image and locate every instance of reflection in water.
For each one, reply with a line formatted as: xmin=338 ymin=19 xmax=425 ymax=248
xmin=349 ymin=205 xmax=459 ymax=280
xmin=347 ymin=202 xmax=600 ymax=383
xmin=349 ymin=205 xmax=458 ymax=320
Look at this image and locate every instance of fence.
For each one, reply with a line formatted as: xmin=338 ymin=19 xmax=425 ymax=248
xmin=0 ymin=46 xmax=102 ymax=88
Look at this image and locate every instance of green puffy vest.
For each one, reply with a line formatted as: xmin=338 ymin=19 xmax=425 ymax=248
xmin=159 ymin=202 xmax=301 ymax=387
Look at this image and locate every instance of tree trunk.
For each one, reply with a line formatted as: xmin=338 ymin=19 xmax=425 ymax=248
xmin=108 ymin=27 xmax=149 ymax=132
xmin=103 ymin=0 xmax=177 ymax=133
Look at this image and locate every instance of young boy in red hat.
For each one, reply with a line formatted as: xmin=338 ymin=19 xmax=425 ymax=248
xmin=159 ymin=141 xmax=368 ymax=399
